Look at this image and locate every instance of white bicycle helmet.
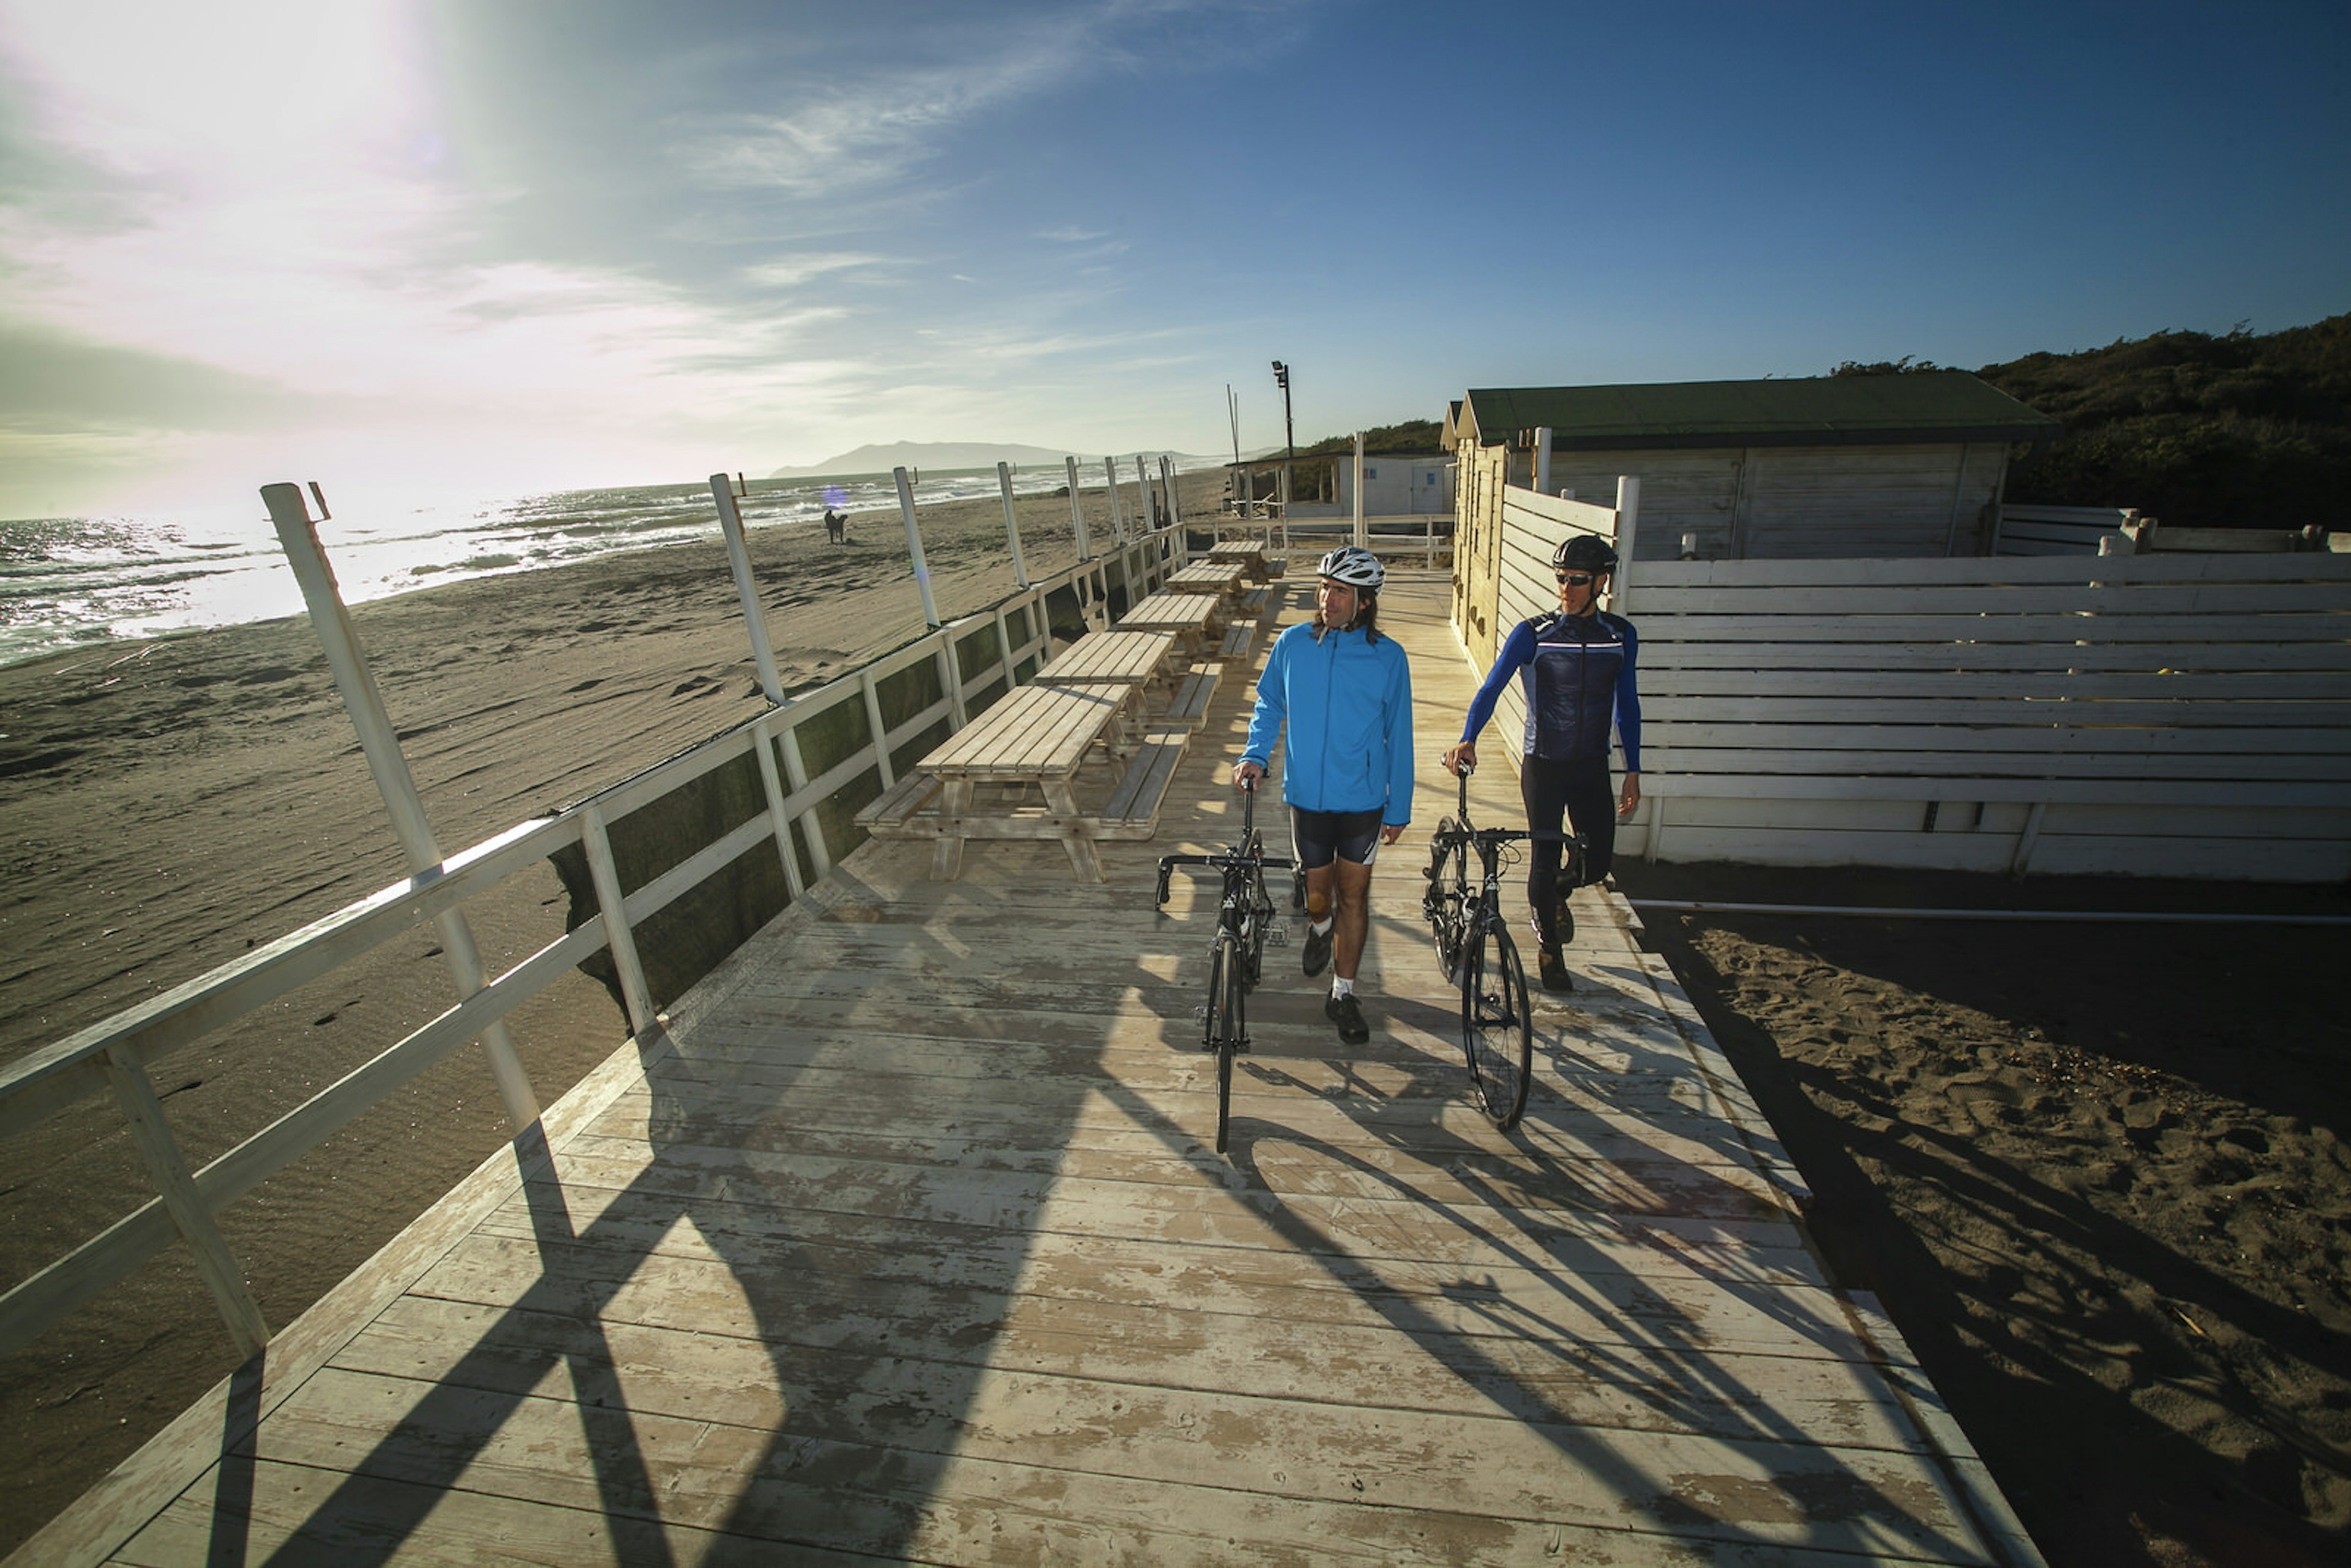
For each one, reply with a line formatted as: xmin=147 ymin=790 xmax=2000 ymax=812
xmin=1316 ymin=544 xmax=1385 ymax=590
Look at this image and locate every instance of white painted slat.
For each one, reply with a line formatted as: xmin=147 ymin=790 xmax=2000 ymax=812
xmin=1632 ymin=611 xmax=2351 ymax=643
xmin=1643 ymin=640 xmax=2351 ymax=671
xmin=1634 ymin=552 xmax=2351 ymax=588
xmin=1635 ymin=580 xmax=2351 ymax=615
xmin=1638 ymin=775 xmax=2346 ymax=806
xmin=1648 ymin=669 xmax=2351 ymax=699
xmin=1647 ymin=722 xmax=2351 ymax=755
xmin=1647 ymin=695 xmax=2351 ymax=728
xmin=1645 ymin=745 xmax=2351 ymax=781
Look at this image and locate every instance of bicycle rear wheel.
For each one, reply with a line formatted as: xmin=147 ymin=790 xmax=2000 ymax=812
xmin=1209 ymin=929 xmax=1245 ymax=1153
xmin=1461 ymin=921 xmax=1532 ymax=1130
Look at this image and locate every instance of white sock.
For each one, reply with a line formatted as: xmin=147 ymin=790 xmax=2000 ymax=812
xmin=1309 ymin=917 xmax=1332 ymax=936
xmin=1330 ymin=977 xmax=1354 ymax=1000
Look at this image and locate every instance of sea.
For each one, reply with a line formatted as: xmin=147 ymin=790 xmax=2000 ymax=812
xmin=0 ymin=465 xmax=1117 ymax=672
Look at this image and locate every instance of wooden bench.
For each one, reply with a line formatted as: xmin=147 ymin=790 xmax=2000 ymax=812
xmin=853 ymin=771 xmax=941 ymax=836
xmin=1239 ymin=585 xmax=1272 ymax=618
xmin=1217 ymin=620 xmax=1257 ymax=658
xmin=1097 ymin=724 xmax=1191 ymax=839
xmin=1160 ymin=662 xmax=1220 ymax=729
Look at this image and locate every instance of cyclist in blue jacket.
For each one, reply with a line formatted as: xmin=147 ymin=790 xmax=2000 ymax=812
xmin=1234 ymin=546 xmax=1414 ymax=1045
xmin=1443 ymin=533 xmax=1640 ymax=994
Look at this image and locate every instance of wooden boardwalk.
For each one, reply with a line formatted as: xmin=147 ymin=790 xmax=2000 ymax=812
xmin=29 ymin=574 xmax=2041 ymax=1566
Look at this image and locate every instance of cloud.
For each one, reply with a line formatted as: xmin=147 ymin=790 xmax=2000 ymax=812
xmin=740 ymin=252 xmax=895 ymax=290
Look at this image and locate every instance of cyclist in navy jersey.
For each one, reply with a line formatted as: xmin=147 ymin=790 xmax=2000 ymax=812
xmin=1442 ymin=534 xmax=1640 ymax=992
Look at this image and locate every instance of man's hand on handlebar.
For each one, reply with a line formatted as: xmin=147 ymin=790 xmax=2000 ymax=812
xmin=1232 ymin=759 xmax=1265 ymax=792
xmin=1442 ymin=741 xmax=1476 ymax=777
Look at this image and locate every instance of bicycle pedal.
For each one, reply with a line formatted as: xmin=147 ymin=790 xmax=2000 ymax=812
xmin=1266 ymin=927 xmax=1288 ymax=945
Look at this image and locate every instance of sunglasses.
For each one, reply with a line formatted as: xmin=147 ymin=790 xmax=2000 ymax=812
xmin=1556 ymin=572 xmax=1595 ymax=587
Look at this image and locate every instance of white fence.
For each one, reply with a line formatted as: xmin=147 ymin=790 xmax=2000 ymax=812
xmin=1454 ymin=469 xmax=2351 ymax=880
xmin=0 ymin=529 xmax=1183 ymax=1360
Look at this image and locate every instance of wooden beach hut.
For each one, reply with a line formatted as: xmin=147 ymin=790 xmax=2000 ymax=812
xmin=1448 ymin=373 xmax=2060 ymax=560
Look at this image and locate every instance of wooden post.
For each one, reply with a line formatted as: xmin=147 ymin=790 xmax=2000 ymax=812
xmin=2011 ymin=801 xmax=2047 ymax=877
xmin=260 ymin=483 xmax=541 ymax=1136
xmin=104 ymin=1046 xmax=269 ymax=1356
xmin=1534 ymin=426 xmax=1552 ymax=497
xmin=1610 ymin=474 xmax=1642 ymax=615
xmin=894 ymin=466 xmax=941 ymax=629
xmin=776 ymin=719 xmax=830 ymax=876
xmin=1941 ymin=443 xmax=1972 ymax=557
xmin=709 ymin=473 xmax=786 ymax=705
xmin=1352 ymin=432 xmax=1367 ymax=549
xmin=1065 ymin=456 xmax=1092 ymax=559
xmin=1133 ymin=454 xmax=1152 ymax=530
xmin=579 ymin=805 xmax=656 ymax=1032
xmin=996 ymin=462 xmax=1030 ymax=588
xmin=860 ymin=668 xmax=896 ymax=790
xmin=746 ymin=716 xmax=808 ymax=900
xmin=1104 ymin=456 xmax=1127 ymax=544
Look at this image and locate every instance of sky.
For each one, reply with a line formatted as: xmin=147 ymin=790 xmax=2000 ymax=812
xmin=1 ymin=0 xmax=2345 ymax=518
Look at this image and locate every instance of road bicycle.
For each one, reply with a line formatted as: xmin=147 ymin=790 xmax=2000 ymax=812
xmin=1157 ymin=780 xmax=1293 ymax=1154
xmin=1419 ymin=765 xmax=1578 ymax=1131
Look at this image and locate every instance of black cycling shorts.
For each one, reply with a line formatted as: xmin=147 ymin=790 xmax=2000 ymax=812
xmin=1289 ymin=806 xmax=1384 ymax=870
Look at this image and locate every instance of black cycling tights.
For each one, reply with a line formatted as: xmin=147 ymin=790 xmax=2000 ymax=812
xmin=1519 ymin=755 xmax=1616 ymax=948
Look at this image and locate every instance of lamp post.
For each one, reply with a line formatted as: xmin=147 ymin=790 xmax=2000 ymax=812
xmin=1271 ymin=359 xmax=1295 ymax=519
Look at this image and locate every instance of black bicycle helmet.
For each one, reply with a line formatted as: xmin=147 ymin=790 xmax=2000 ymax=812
xmin=1553 ymin=535 xmax=1618 ymax=574
xmin=1316 ymin=544 xmax=1385 ymax=589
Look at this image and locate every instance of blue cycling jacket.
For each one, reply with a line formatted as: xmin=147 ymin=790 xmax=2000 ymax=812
xmin=1460 ymin=609 xmax=1641 ymax=771
xmin=1242 ymin=620 xmax=1415 ymax=824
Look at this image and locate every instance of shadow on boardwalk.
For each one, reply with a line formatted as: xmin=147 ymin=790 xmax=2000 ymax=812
xmin=33 ymin=574 xmax=2035 ymax=1566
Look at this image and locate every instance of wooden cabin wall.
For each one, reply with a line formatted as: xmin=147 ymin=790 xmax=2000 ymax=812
xmin=1545 ymin=441 xmax=2005 ymax=560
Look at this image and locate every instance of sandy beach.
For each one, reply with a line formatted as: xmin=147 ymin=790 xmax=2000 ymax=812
xmin=4 ymin=472 xmax=2347 ymax=1562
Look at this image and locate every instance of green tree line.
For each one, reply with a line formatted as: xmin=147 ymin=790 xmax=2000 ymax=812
xmin=1835 ymin=313 xmax=2351 ymax=529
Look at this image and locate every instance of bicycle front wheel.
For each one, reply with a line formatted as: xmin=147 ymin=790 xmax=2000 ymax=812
xmin=1209 ymin=930 xmax=1246 ymax=1153
xmin=1461 ymin=921 xmax=1532 ymax=1130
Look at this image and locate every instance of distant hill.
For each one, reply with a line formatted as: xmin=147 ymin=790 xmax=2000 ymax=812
xmin=770 ymin=441 xmax=1222 ymax=479
xmin=1832 ymin=313 xmax=2351 ymax=529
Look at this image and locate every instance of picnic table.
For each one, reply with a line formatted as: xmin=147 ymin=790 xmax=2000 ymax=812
xmin=1033 ymin=629 xmax=1185 ymax=696
xmin=1165 ymin=560 xmax=1248 ymax=602
xmin=1205 ymin=539 xmax=1270 ymax=582
xmin=1118 ymin=591 xmax=1225 ymax=657
xmin=912 ymin=681 xmax=1138 ymax=882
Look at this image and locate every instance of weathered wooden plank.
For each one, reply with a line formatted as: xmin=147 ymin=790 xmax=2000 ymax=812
xmin=340 ymin=1287 xmax=1925 ymax=1453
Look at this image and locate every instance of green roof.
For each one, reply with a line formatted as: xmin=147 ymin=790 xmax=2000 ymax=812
xmin=1460 ymin=372 xmax=2059 ymax=451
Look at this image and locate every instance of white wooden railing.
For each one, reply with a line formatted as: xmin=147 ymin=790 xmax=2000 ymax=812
xmin=0 ymin=528 xmax=1185 ymax=1360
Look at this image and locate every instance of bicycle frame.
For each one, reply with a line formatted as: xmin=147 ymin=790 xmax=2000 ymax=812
xmin=1157 ymin=782 xmax=1295 ymax=1153
xmin=1420 ymin=764 xmax=1569 ymax=1131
